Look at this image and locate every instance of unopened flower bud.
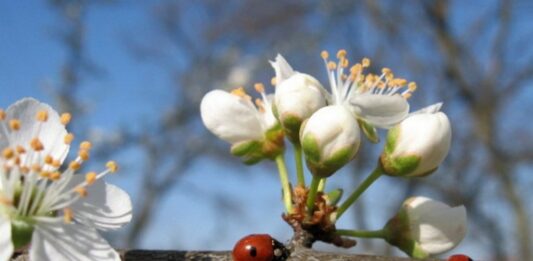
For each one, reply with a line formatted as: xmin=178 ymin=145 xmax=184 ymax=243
xmin=383 ymin=196 xmax=467 ymax=258
xmin=380 ymin=103 xmax=451 ymax=177
xmin=300 ymin=105 xmax=360 ymax=178
xmin=270 ymin=54 xmax=327 ymax=142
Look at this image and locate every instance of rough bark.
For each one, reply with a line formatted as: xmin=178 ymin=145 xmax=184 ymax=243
xmin=13 ymin=250 xmax=442 ymax=261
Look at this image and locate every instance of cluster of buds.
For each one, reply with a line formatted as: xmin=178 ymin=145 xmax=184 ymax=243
xmin=200 ymin=50 xmax=465 ymax=259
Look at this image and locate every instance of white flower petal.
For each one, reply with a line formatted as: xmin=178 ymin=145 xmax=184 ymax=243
xmin=302 ymin=105 xmax=360 ymax=160
xmin=350 ymin=94 xmax=409 ymax=128
xmin=406 ymin=197 xmax=467 ymax=255
xmin=410 ymin=102 xmax=443 ymax=115
xmin=275 ymin=73 xmax=327 ymax=122
xmin=4 ymin=98 xmax=69 ymax=169
xmin=269 ymin=54 xmax=295 ymax=83
xmin=392 ymin=112 xmax=451 ymax=175
xmin=30 ymin=221 xmax=120 ymax=261
xmin=0 ymin=216 xmax=13 ymax=261
xmin=70 ymin=177 xmax=132 ymax=231
xmin=200 ymin=90 xmax=262 ymax=143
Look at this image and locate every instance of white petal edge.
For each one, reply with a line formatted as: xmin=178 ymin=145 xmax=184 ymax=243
xmin=350 ymin=94 xmax=409 ymax=128
xmin=410 ymin=102 xmax=443 ymax=115
xmin=269 ymin=54 xmax=295 ymax=84
xmin=0 ymin=215 xmax=13 ymax=261
xmin=4 ymin=98 xmax=69 ymax=170
xmin=406 ymin=197 xmax=467 ymax=255
xmin=70 ymin=177 xmax=133 ymax=231
xmin=200 ymin=90 xmax=263 ymax=143
xmin=30 ymin=221 xmax=120 ymax=261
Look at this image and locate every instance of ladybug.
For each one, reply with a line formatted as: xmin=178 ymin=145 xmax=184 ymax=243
xmin=447 ymin=254 xmax=473 ymax=261
xmin=232 ymin=234 xmax=289 ymax=261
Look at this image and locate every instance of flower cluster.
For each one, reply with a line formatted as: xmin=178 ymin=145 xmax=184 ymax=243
xmin=0 ymin=98 xmax=132 ymax=261
xmin=201 ymin=50 xmax=466 ymax=258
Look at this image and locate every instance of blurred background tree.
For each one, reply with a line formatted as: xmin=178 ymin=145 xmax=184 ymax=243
xmin=1 ymin=0 xmax=531 ymax=260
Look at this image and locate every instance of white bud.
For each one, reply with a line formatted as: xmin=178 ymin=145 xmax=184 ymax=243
xmin=270 ymin=54 xmax=327 ymax=141
xmin=384 ymin=196 xmax=467 ymax=258
xmin=300 ymin=105 xmax=360 ymax=177
xmin=200 ymin=90 xmax=263 ymax=144
xmin=381 ymin=104 xmax=451 ymax=177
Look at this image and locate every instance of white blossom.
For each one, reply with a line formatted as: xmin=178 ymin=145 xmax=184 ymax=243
xmin=0 ymin=98 xmax=132 ymax=261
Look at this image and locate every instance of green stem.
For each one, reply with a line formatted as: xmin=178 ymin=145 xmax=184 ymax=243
xmin=336 ymin=229 xmax=387 ymax=239
xmin=294 ymin=144 xmax=305 ymax=187
xmin=335 ymin=166 xmax=383 ymax=220
xmin=317 ymin=178 xmax=326 ymax=192
xmin=275 ymin=154 xmax=293 ymax=214
xmin=306 ymin=176 xmax=321 ymax=216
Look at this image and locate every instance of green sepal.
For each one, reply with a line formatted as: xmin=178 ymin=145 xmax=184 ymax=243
xmin=380 ymin=126 xmax=421 ymax=177
xmin=305 ymin=144 xmax=356 ymax=178
xmin=280 ymin=113 xmax=302 ymax=143
xmin=325 ymin=188 xmax=343 ymax=206
xmin=301 ymin=134 xmax=320 ymax=163
xmin=230 ymin=140 xmax=262 ymax=157
xmin=11 ymin=217 xmax=35 ymax=249
xmin=383 ymin=204 xmax=429 ymax=259
xmin=358 ymin=119 xmax=379 ymax=143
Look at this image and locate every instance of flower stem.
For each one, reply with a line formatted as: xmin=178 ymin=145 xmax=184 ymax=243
xmin=306 ymin=175 xmax=321 ymax=216
xmin=317 ymin=177 xmax=326 ymax=192
xmin=336 ymin=228 xmax=387 ymax=239
xmin=335 ymin=165 xmax=383 ymax=220
xmin=275 ymin=154 xmax=293 ymax=214
xmin=294 ymin=144 xmax=305 ymax=187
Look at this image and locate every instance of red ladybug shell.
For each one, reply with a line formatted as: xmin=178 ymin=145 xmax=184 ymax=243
xmin=232 ymin=234 xmax=275 ymax=261
xmin=448 ymin=254 xmax=473 ymax=261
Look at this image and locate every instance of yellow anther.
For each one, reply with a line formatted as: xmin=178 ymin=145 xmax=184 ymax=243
xmin=63 ymin=208 xmax=73 ymax=223
xmin=85 ymin=172 xmax=97 ymax=185
xmin=60 ymin=113 xmax=72 ymax=125
xmin=327 ymin=61 xmax=337 ymax=70
xmin=0 ymin=109 xmax=5 ymax=121
xmin=36 ymin=110 xmax=49 ymax=122
xmin=336 ymin=49 xmax=347 ymax=59
xmin=39 ymin=171 xmax=50 ymax=178
xmin=254 ymin=83 xmax=265 ymax=94
xmin=44 ymin=155 xmax=53 ymax=165
xmin=16 ymin=146 xmax=26 ymax=154
xmin=270 ymin=77 xmax=277 ymax=86
xmin=0 ymin=196 xmax=13 ymax=206
xmin=9 ymin=119 xmax=21 ymax=131
xmin=51 ymin=160 xmax=61 ymax=168
xmin=106 ymin=161 xmax=118 ymax=173
xmin=49 ymin=172 xmax=61 ymax=181
xmin=78 ymin=149 xmax=90 ymax=161
xmin=80 ymin=141 xmax=92 ymax=150
xmin=30 ymin=138 xmax=44 ymax=151
xmin=320 ymin=50 xmax=329 ymax=59
xmin=2 ymin=148 xmax=14 ymax=159
xmin=254 ymin=99 xmax=265 ymax=113
xmin=69 ymin=161 xmax=81 ymax=171
xmin=362 ymin=58 xmax=370 ymax=68
xmin=230 ymin=87 xmax=247 ymax=97
xmin=393 ymin=78 xmax=407 ymax=86
xmin=382 ymin=68 xmax=391 ymax=75
xmin=14 ymin=157 xmax=21 ymax=166
xmin=340 ymin=58 xmax=349 ymax=68
xmin=75 ymin=186 xmax=88 ymax=197
xmin=408 ymin=82 xmax=417 ymax=91
xmin=31 ymin=163 xmax=42 ymax=173
xmin=350 ymin=64 xmax=362 ymax=75
xmin=20 ymin=166 xmax=30 ymax=174
xmin=64 ymin=133 xmax=75 ymax=145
